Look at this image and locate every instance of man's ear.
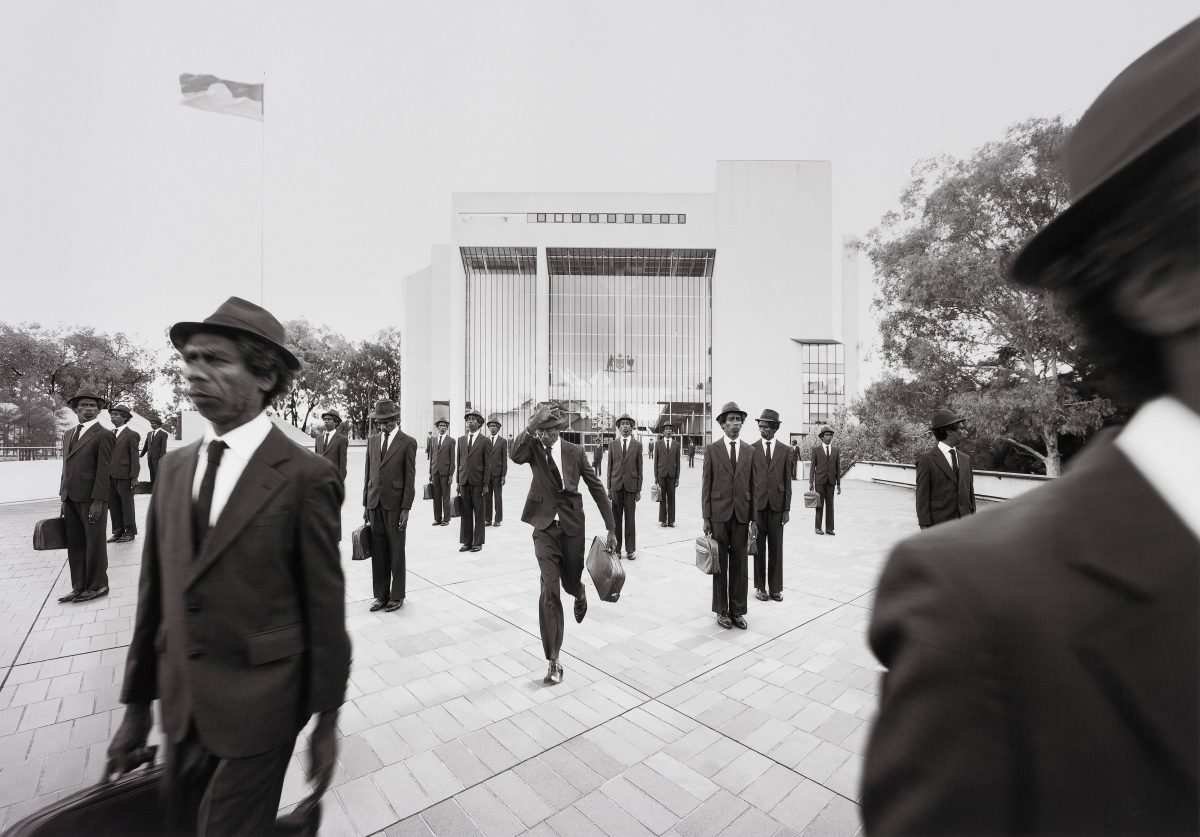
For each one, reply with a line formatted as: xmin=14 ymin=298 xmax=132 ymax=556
xmin=1115 ymin=265 xmax=1200 ymax=336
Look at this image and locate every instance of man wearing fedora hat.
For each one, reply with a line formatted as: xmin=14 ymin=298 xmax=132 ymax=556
xmin=864 ymin=22 xmax=1200 ymax=835
xmin=809 ymin=426 xmax=841 ymax=535
xmin=753 ymin=408 xmax=791 ymax=602
xmin=703 ymin=401 xmax=760 ymax=629
xmin=107 ymin=297 xmax=349 ymax=835
xmin=363 ymin=398 xmax=416 ymax=611
xmin=315 ymin=409 xmax=348 ymax=482
xmin=429 ymin=418 xmax=455 ymax=526
xmin=140 ymin=415 xmax=169 ymax=488
xmin=484 ymin=415 xmax=508 ymax=527
xmin=607 ymin=413 xmax=643 ymax=559
xmin=654 ymin=421 xmax=681 ymax=527
xmin=57 ymin=388 xmax=114 ymax=603
xmin=456 ymin=408 xmax=492 ymax=551
xmin=511 ymin=405 xmax=617 ymax=685
xmin=913 ymin=409 xmax=976 ymax=529
xmin=106 ymin=403 xmax=141 ymax=544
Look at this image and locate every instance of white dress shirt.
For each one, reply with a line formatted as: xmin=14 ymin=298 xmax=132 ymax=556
xmin=192 ymin=412 xmax=273 ymax=527
xmin=1114 ymin=396 xmax=1200 ymax=543
xmin=70 ymin=417 xmax=102 ymax=450
xmin=936 ymin=440 xmax=958 ymax=469
xmin=114 ymin=424 xmax=127 ymax=438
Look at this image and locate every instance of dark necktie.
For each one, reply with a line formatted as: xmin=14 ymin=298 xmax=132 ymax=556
xmin=193 ymin=440 xmax=228 ymax=550
xmin=380 ymin=430 xmax=389 ymax=456
xmin=950 ymin=447 xmax=960 ymax=478
xmin=623 ymin=438 xmax=628 ymax=457
xmin=545 ymin=445 xmax=563 ymax=491
xmin=730 ymin=441 xmax=737 ymax=468
xmin=765 ymin=441 xmax=771 ymax=461
xmin=69 ymin=424 xmax=83 ymax=452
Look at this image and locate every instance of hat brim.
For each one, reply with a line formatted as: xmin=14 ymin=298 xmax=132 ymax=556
xmin=929 ymin=418 xmax=966 ymax=431
xmin=370 ymin=409 xmax=401 ymax=420
xmin=320 ymin=413 xmax=341 ymax=422
xmin=716 ymin=410 xmax=747 ymax=423
xmin=109 ymin=408 xmax=132 ymax=418
xmin=169 ymin=322 xmax=301 ymax=371
xmin=486 ymin=421 xmax=501 ymax=427
xmin=68 ymin=395 xmax=109 ymax=410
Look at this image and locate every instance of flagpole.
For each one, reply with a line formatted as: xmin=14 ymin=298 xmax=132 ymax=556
xmin=260 ymin=69 xmax=266 ymax=306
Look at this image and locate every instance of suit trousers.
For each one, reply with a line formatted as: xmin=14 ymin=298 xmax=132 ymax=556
xmin=459 ymin=484 xmax=486 ymax=546
xmin=712 ymin=518 xmax=750 ymax=617
xmin=431 ymin=474 xmax=452 ymax=523
xmin=164 ymin=723 xmax=295 ymax=837
xmin=108 ymin=477 xmax=137 ymax=536
xmin=754 ymin=509 xmax=784 ymax=595
xmin=147 ymin=457 xmax=159 ymax=485
xmin=657 ymin=478 xmax=676 ymax=525
xmin=814 ymin=484 xmax=836 ymax=531
xmin=63 ymin=499 xmax=109 ymax=594
xmin=485 ymin=476 xmax=504 ymax=523
xmin=612 ymin=488 xmax=638 ymax=553
xmin=368 ymin=507 xmax=406 ymax=601
xmin=532 ymin=522 xmax=584 ymax=661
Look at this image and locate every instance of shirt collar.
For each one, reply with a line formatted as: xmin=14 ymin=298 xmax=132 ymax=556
xmin=114 ymin=424 xmax=126 ymax=436
xmin=1114 ymin=396 xmax=1200 ymax=543
xmin=202 ymin=411 xmax=273 ymax=461
xmin=937 ymin=441 xmax=955 ymax=454
xmin=724 ymin=433 xmax=739 ymax=445
xmin=544 ymin=436 xmax=561 ymax=456
xmin=78 ymin=416 xmax=101 ymax=432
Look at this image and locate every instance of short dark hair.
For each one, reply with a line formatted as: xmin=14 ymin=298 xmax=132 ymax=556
xmin=231 ymin=333 xmax=294 ymax=408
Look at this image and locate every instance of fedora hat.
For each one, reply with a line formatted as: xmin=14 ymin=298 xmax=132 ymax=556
xmin=320 ymin=410 xmax=342 ymax=423
xmin=67 ymin=389 xmax=109 ymax=410
xmin=756 ymin=408 xmax=781 ymax=425
xmin=660 ymin=420 xmax=675 ymax=430
xmin=434 ymin=418 xmax=449 ymax=427
xmin=817 ymin=426 xmax=835 ymax=438
xmin=530 ymin=406 xmax=568 ymax=430
xmin=715 ymin=402 xmax=747 ymax=424
xmin=109 ymin=403 xmax=133 ymax=419
xmin=464 ymin=408 xmax=484 ymax=423
xmin=370 ymin=399 xmax=400 ymax=420
xmin=169 ymin=297 xmax=300 ymax=371
xmin=1013 ymin=19 xmax=1200 ymax=285
xmin=615 ymin=413 xmax=636 ymax=427
xmin=486 ymin=414 xmax=501 ymax=428
xmin=929 ymin=409 xmax=966 ymax=431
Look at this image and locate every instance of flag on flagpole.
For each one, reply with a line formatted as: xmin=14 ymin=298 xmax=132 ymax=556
xmin=179 ymin=73 xmax=263 ymax=121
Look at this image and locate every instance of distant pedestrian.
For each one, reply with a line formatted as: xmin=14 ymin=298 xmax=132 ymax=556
xmin=686 ymin=438 xmax=696 ymax=468
xmin=57 ymin=389 xmax=113 ymax=603
xmin=790 ymin=439 xmax=801 ymax=480
xmin=607 ymin=413 xmax=642 ymax=560
xmin=702 ymin=402 xmax=759 ymax=630
xmin=914 ymin=409 xmax=975 ymax=529
xmin=591 ymin=440 xmax=603 ymax=477
xmin=456 ymin=409 xmax=491 ymax=552
xmin=809 ymin=427 xmax=841 ymax=535
xmin=315 ymin=409 xmax=348 ymax=482
xmin=363 ymin=399 xmax=415 ymax=612
xmin=140 ymin=415 xmax=168 ymax=486
xmin=753 ymin=409 xmax=791 ymax=602
xmin=429 ymin=419 xmax=455 ymax=525
xmin=654 ymin=422 xmax=681 ymax=527
xmin=484 ymin=415 xmax=508 ymax=527
xmin=106 ymin=403 xmax=140 ymax=544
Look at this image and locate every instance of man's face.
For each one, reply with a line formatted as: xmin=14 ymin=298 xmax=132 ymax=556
xmin=466 ymin=416 xmax=481 ymax=433
xmin=618 ymin=421 xmax=633 ymax=437
xmin=945 ymin=422 xmax=967 ymax=447
xmin=322 ymin=417 xmax=337 ymax=432
xmin=377 ymin=417 xmax=398 ymax=434
xmin=436 ymin=423 xmax=448 ymax=436
xmin=74 ymin=399 xmax=100 ymax=422
xmin=536 ymin=426 xmax=560 ymax=447
xmin=664 ymin=427 xmax=674 ymax=438
xmin=757 ymin=421 xmax=776 ymax=441
xmin=722 ymin=414 xmax=744 ymax=438
xmin=150 ymin=421 xmax=161 ymax=431
xmin=111 ymin=412 xmax=128 ymax=428
xmin=488 ymin=424 xmax=500 ymax=436
xmin=183 ymin=333 xmax=271 ymax=429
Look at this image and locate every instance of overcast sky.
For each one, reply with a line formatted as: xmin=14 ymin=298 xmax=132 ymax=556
xmin=2 ymin=1 xmax=1195 ymax=349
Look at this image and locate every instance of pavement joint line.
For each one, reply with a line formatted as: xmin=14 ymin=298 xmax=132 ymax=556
xmin=0 ymin=554 xmax=70 ymax=693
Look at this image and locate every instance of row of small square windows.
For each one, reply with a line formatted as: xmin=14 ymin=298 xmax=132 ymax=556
xmin=528 ymin=213 xmax=686 ymax=225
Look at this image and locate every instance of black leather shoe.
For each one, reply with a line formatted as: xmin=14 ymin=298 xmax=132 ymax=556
xmin=667 ymin=523 xmax=675 ymax=527
xmin=755 ymin=589 xmax=769 ymax=602
xmin=384 ymin=600 xmax=403 ymax=612
xmin=627 ymin=552 xmax=637 ymax=561
xmin=543 ymin=661 xmax=563 ymax=685
xmin=469 ymin=545 xmax=482 ymax=552
xmin=74 ymin=587 xmax=109 ymax=602
xmin=660 ymin=522 xmax=667 ymax=527
xmin=493 ymin=521 xmax=501 ymax=527
xmin=574 ymin=593 xmax=587 ymax=624
xmin=432 ymin=521 xmax=442 ymax=526
xmin=369 ymin=599 xmax=386 ymax=611
xmin=459 ymin=545 xmax=471 ymax=552
xmin=815 ymin=528 xmax=824 ymax=535
xmin=114 ymin=533 xmax=135 ymax=543
xmin=732 ymin=615 xmax=748 ymax=630
xmin=57 ymin=591 xmax=80 ymax=603
xmin=106 ymin=533 xmax=122 ymax=543
xmin=826 ymin=530 xmax=836 ymax=536
xmin=484 ymin=521 xmax=492 ymax=526
xmin=440 ymin=521 xmax=451 ymax=526
xmin=717 ymin=614 xmax=733 ymax=629
xmin=770 ymin=593 xmax=783 ymax=602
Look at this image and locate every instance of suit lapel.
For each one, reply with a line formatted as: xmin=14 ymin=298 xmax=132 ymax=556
xmin=171 ymin=440 xmax=202 ymax=562
xmin=932 ymin=447 xmax=955 ymax=481
xmin=65 ymin=425 xmax=98 ymax=461
xmin=382 ymin=431 xmax=402 ymax=465
xmin=188 ymin=428 xmax=289 ymax=588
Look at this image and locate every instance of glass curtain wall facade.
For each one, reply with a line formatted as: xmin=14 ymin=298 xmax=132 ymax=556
xmin=462 ymin=247 xmax=538 ymax=430
xmin=802 ymin=342 xmax=845 ymax=426
xmin=548 ymin=248 xmax=714 ymax=447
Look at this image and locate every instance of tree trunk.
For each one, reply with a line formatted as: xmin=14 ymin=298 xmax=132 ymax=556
xmin=1042 ymin=428 xmax=1061 ymax=477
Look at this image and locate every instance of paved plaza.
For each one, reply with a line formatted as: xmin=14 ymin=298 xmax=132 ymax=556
xmin=0 ymin=448 xmax=926 ymax=836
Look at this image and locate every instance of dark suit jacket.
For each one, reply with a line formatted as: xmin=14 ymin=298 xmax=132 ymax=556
xmin=809 ymin=443 xmax=841 ymax=487
xmin=914 ymin=446 xmax=975 ymax=527
xmin=109 ymin=427 xmax=141 ymax=480
xmin=486 ymin=433 xmax=508 ymax=480
xmin=754 ymin=439 xmax=792 ymax=512
xmin=429 ymin=434 xmax=455 ymax=477
xmin=511 ymin=432 xmax=615 ymax=537
xmin=363 ymin=429 xmax=416 ymax=511
xmin=863 ymin=438 xmax=1198 ymax=835
xmin=315 ymin=430 xmax=348 ymax=481
xmin=607 ymin=437 xmax=643 ymax=493
xmin=141 ymin=427 xmax=168 ymax=462
xmin=654 ymin=438 xmax=681 ymax=481
xmin=456 ymin=433 xmax=491 ymax=488
xmin=702 ymin=437 xmax=759 ymax=524
xmin=120 ymin=427 xmax=350 ymax=759
xmin=60 ymin=423 xmax=114 ymax=502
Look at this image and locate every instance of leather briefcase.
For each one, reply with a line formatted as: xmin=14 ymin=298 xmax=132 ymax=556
xmin=33 ymin=517 xmax=68 ymax=551
xmin=803 ymin=490 xmax=822 ymax=509
xmin=586 ymin=536 xmax=625 ymax=602
xmin=422 ymin=482 xmax=434 ymax=501
xmin=695 ymin=536 xmax=719 ymax=574
xmin=747 ymin=530 xmax=758 ymax=557
xmin=450 ymin=496 xmax=462 ymax=518
xmin=132 ymin=481 xmax=153 ymax=496
xmin=650 ymin=483 xmax=660 ymax=502
xmin=352 ymin=524 xmax=371 ymax=561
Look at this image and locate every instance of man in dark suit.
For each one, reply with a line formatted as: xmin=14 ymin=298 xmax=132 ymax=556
xmin=606 ymin=413 xmax=642 ymax=560
xmin=140 ymin=415 xmax=168 ymax=486
xmin=753 ymin=409 xmax=791 ymax=602
xmin=429 ymin=419 xmax=455 ymax=526
xmin=106 ymin=403 xmax=140 ymax=544
xmin=809 ymin=426 xmax=841 ymax=535
xmin=591 ymin=440 xmax=603 ymax=477
xmin=315 ymin=409 xmax=348 ymax=482
xmin=456 ymin=409 xmax=491 ymax=551
xmin=686 ymin=438 xmax=696 ymax=469
xmin=57 ymin=389 xmax=114 ymax=603
xmin=654 ymin=421 xmax=681 ymax=527
xmin=484 ymin=415 xmax=508 ymax=527
xmin=702 ymin=402 xmax=759 ymax=630
xmin=363 ymin=399 xmax=416 ymax=612
xmin=511 ymin=405 xmax=617 ymax=685
xmin=914 ymin=409 xmax=976 ymax=529
xmin=790 ymin=439 xmax=801 ymax=480
xmin=863 ymin=24 xmax=1199 ymax=835
xmin=107 ymin=297 xmax=349 ymax=835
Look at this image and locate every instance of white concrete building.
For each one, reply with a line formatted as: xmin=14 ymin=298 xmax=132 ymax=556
xmin=402 ymin=160 xmax=857 ymax=448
